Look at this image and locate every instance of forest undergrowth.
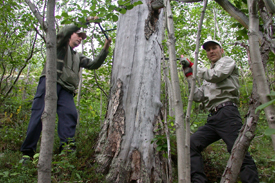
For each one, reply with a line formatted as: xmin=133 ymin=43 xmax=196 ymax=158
xmin=0 ymin=98 xmax=274 ymax=183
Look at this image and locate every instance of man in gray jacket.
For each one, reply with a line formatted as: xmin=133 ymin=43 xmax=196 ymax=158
xmin=181 ymin=40 xmax=259 ymax=183
xmin=21 ymin=17 xmax=111 ymax=158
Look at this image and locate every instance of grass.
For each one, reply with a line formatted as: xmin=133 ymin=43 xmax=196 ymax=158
xmin=0 ymin=100 xmax=274 ymax=182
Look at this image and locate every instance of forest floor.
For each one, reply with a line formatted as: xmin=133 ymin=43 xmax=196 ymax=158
xmin=0 ymin=110 xmax=274 ymax=182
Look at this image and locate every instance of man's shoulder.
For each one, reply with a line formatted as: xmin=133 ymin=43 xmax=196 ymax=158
xmin=221 ymin=56 xmax=234 ymax=61
xmin=218 ymin=56 xmax=235 ymax=65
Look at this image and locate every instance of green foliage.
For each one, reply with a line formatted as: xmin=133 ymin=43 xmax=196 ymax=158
xmin=151 ymin=134 xmax=168 ymax=152
xmin=255 ymin=91 xmax=275 ymax=113
xmin=0 ymin=93 xmax=106 ymax=182
xmin=56 ymin=0 xmax=143 ymax=25
xmin=0 ymin=0 xmax=42 ymax=104
xmin=1 ymin=0 xmax=275 ymax=182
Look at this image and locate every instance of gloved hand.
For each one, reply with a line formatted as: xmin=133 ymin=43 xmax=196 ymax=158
xmin=183 ymin=67 xmax=193 ymax=77
xmin=180 ymin=55 xmax=193 ymax=68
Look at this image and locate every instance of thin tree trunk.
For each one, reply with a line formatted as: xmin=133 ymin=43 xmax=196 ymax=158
xmin=220 ymin=43 xmax=259 ymax=182
xmin=221 ymin=82 xmax=259 ymax=182
xmin=185 ymin=1 xmax=208 ymax=182
xmin=76 ymin=32 xmax=84 ymax=125
xmin=165 ymin=0 xmax=186 ymax=182
xmin=77 ymin=68 xmax=83 ymax=125
xmin=76 ymin=0 xmax=86 ymax=125
xmin=95 ymin=1 xmax=166 ymax=182
xmin=37 ymin=0 xmax=57 ymax=182
xmin=162 ymin=52 xmax=173 ymax=183
xmin=248 ymin=0 xmax=275 ymax=151
xmin=23 ymin=63 xmax=31 ymax=100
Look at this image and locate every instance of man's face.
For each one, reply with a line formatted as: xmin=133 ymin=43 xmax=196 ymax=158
xmin=69 ymin=33 xmax=83 ymax=48
xmin=205 ymin=43 xmax=224 ymax=63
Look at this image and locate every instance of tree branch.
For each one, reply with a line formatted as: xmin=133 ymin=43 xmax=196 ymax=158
xmin=263 ymin=0 xmax=275 ymax=14
xmin=214 ymin=0 xmax=249 ymax=29
xmin=24 ymin=0 xmax=48 ymax=31
xmin=4 ymin=33 xmax=38 ymax=97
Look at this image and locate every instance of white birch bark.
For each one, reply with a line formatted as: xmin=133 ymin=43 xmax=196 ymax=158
xmin=248 ymin=0 xmax=275 ymax=151
xmin=162 ymin=55 xmax=173 ymax=183
xmin=165 ymin=0 xmax=186 ymax=182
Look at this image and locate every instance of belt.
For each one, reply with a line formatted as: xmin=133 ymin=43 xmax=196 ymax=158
xmin=209 ymin=101 xmax=237 ymax=114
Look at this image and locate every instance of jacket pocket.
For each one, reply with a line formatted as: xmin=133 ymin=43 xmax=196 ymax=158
xmin=59 ymin=66 xmax=79 ymax=89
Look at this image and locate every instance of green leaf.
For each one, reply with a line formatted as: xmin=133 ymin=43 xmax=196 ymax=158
xmin=10 ymin=173 xmax=20 ymax=176
xmin=61 ymin=20 xmax=71 ymax=25
xmin=33 ymin=153 xmax=40 ymax=159
xmin=255 ymin=99 xmax=275 ymax=113
xmin=81 ymin=10 xmax=89 ymax=14
xmin=90 ymin=4 xmax=96 ymax=11
xmin=151 ymin=138 xmax=157 ymax=143
xmin=76 ymin=173 xmax=81 ymax=179
xmin=61 ymin=12 xmax=69 ymax=17
xmin=267 ymin=91 xmax=275 ymax=97
xmin=112 ymin=15 xmax=119 ymax=22
xmin=264 ymin=128 xmax=275 ymax=136
xmin=126 ymin=5 xmax=134 ymax=10
xmin=156 ymin=146 xmax=162 ymax=151
xmin=119 ymin=8 xmax=127 ymax=14
xmin=133 ymin=1 xmax=143 ymax=6
xmin=108 ymin=5 xmax=117 ymax=11
xmin=118 ymin=0 xmax=130 ymax=5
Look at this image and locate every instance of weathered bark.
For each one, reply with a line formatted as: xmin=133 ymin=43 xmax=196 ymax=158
xmin=221 ymin=44 xmax=259 ymax=182
xmin=221 ymin=88 xmax=259 ymax=182
xmin=37 ymin=0 xmax=57 ymax=182
xmin=95 ymin=1 xmax=166 ymax=182
xmin=248 ymin=0 xmax=275 ymax=151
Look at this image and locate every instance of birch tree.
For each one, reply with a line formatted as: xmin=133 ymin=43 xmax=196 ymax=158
xmin=166 ymin=0 xmax=186 ymax=182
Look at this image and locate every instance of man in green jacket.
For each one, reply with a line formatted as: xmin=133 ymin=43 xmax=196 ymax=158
xmin=20 ymin=17 xmax=112 ymax=158
xmin=181 ymin=40 xmax=259 ymax=183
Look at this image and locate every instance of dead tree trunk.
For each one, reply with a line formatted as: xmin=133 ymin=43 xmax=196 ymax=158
xmin=95 ymin=1 xmax=167 ymax=182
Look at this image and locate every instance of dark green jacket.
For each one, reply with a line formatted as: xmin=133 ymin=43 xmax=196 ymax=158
xmin=41 ymin=23 xmax=109 ymax=93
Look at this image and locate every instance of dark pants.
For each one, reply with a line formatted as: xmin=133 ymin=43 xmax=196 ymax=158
xmin=20 ymin=77 xmax=78 ymax=155
xmin=191 ymin=105 xmax=259 ymax=183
